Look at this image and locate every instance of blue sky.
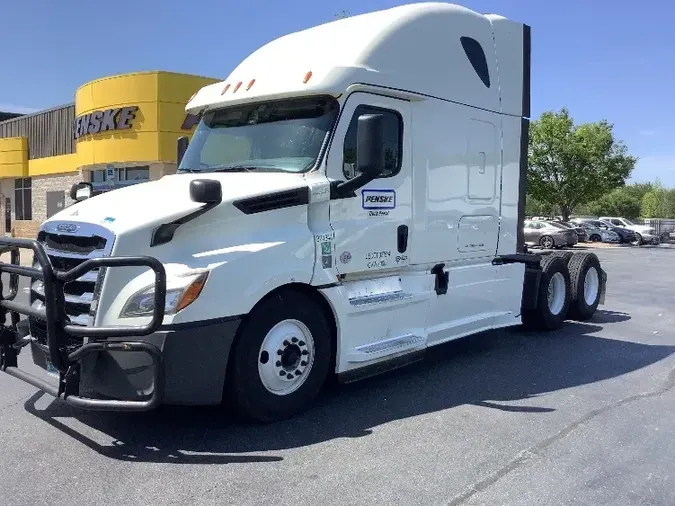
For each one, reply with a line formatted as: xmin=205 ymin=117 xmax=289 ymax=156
xmin=1 ymin=0 xmax=673 ymax=184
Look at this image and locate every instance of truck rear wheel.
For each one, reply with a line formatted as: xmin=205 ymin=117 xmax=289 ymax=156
xmin=226 ymin=289 xmax=332 ymax=423
xmin=522 ymin=255 xmax=571 ymax=330
xmin=566 ymin=252 xmax=603 ymax=321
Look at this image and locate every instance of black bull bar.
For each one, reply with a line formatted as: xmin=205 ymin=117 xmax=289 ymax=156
xmin=0 ymin=238 xmax=167 ymax=412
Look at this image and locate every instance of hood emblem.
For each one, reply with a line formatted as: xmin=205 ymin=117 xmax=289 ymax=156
xmin=55 ymin=223 xmax=79 ymax=234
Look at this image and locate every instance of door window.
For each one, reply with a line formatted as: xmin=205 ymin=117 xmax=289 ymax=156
xmin=342 ymin=106 xmax=402 ymax=180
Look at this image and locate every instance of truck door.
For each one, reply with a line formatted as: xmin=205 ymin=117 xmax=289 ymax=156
xmin=325 ymin=92 xmax=412 ymax=275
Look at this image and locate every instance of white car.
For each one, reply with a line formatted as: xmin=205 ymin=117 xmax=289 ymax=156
xmin=599 ymin=217 xmax=659 ymax=245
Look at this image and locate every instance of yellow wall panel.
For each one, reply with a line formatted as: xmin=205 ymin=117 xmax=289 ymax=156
xmin=0 ymin=137 xmax=28 ymax=178
xmin=158 ymin=101 xmax=197 ymax=135
xmin=28 ymin=153 xmax=79 ymax=176
xmin=93 ymin=133 xmax=159 ymax=164
xmin=157 ymin=73 xmax=220 ymax=104
xmin=76 ymin=72 xmax=160 ymax=115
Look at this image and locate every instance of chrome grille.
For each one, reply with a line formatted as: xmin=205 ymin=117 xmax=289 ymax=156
xmin=28 ymin=221 xmax=115 ymax=348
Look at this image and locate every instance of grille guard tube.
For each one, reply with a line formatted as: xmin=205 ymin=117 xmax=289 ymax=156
xmin=0 ymin=238 xmax=168 ymax=412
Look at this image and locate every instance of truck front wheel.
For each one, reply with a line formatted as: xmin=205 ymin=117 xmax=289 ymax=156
xmin=226 ymin=289 xmax=332 ymax=423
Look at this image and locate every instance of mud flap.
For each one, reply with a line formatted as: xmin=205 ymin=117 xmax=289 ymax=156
xmin=598 ymin=268 xmax=607 ymax=305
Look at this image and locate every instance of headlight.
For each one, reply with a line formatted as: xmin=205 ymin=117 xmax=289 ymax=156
xmin=120 ymin=271 xmax=209 ymax=318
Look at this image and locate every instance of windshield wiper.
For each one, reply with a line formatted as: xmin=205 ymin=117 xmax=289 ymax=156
xmin=212 ymin=165 xmax=256 ymax=172
xmin=178 ymin=168 xmax=201 ymax=173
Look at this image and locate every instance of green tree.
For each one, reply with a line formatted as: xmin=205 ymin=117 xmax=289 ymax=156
xmin=525 ymin=195 xmax=556 ymax=217
xmin=640 ymin=179 xmax=675 ymax=218
xmin=527 ymin=108 xmax=637 ymax=221
xmin=587 ymin=185 xmax=644 ymax=219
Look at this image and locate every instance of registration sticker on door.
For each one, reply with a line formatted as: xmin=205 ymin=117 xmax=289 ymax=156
xmin=362 ymin=189 xmax=396 ymax=210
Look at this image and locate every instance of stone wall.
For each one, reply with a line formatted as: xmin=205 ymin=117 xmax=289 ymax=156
xmin=32 ymin=172 xmax=81 ymax=222
xmin=3 ymin=172 xmax=81 ymax=238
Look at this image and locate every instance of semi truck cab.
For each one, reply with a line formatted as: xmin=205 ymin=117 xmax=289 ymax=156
xmin=0 ymin=2 xmax=607 ymax=422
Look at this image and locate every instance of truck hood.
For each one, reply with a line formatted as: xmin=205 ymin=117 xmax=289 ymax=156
xmin=45 ymin=172 xmax=309 ymax=234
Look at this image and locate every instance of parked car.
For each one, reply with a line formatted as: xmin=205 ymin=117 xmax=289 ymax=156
xmin=594 ymin=220 xmax=638 ymax=244
xmin=575 ymin=218 xmax=636 ymax=244
xmin=523 ymin=220 xmax=578 ymax=249
xmin=549 ymin=220 xmax=588 ymax=242
xmin=570 ymin=220 xmax=621 ymax=243
xmin=599 ymin=216 xmax=659 ymax=245
xmin=573 ymin=218 xmax=634 ymax=244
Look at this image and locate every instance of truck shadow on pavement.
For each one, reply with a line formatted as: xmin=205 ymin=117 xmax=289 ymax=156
xmin=22 ymin=309 xmax=675 ymax=464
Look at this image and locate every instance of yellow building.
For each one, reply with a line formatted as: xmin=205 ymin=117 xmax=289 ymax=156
xmin=0 ymin=71 xmax=219 ymax=238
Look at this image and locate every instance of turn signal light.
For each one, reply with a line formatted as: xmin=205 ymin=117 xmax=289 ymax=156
xmin=176 ymin=274 xmax=209 ymax=313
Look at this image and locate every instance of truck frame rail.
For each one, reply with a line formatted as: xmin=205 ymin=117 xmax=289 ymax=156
xmin=0 ymin=238 xmax=167 ymax=412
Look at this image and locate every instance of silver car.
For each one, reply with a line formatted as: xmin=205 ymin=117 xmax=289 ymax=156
xmin=523 ymin=220 xmax=578 ymax=249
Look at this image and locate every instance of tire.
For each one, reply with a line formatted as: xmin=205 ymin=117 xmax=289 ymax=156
xmin=589 ymin=234 xmax=601 ymax=242
xmin=633 ymin=233 xmax=642 ymax=246
xmin=566 ymin=252 xmax=603 ymax=321
xmin=539 ymin=235 xmax=555 ymax=249
xmin=225 ymin=289 xmax=332 ymax=423
xmin=548 ymin=251 xmax=574 ymax=263
xmin=522 ymin=255 xmax=571 ymax=330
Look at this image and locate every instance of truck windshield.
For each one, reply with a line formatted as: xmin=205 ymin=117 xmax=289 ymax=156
xmin=178 ymin=96 xmax=339 ymax=174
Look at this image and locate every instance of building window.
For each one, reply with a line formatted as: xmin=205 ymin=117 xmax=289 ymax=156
xmin=14 ymin=177 xmax=32 ymax=221
xmin=342 ymin=106 xmax=403 ymax=180
xmin=90 ymin=166 xmax=150 ymax=183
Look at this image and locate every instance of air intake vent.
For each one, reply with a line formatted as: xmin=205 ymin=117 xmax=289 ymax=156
xmin=233 ymin=187 xmax=309 ymax=215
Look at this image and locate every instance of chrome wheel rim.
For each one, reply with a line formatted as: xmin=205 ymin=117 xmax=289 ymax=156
xmin=583 ymin=267 xmax=599 ymax=306
xmin=547 ymin=271 xmax=566 ymax=316
xmin=258 ymin=319 xmax=315 ymax=396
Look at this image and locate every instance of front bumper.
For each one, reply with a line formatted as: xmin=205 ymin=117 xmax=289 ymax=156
xmin=0 ymin=238 xmax=170 ymax=412
xmin=29 ymin=317 xmax=241 ymax=406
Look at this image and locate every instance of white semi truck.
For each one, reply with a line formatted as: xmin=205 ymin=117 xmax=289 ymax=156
xmin=0 ymin=2 xmax=607 ymax=422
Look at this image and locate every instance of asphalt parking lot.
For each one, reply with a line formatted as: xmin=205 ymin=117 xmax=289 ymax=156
xmin=1 ymin=246 xmax=674 ymax=506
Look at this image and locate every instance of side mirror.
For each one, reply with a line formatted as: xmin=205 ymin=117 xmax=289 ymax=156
xmin=335 ymin=113 xmax=386 ymax=197
xmin=190 ymin=179 xmax=222 ymax=204
xmin=356 ymin=113 xmax=386 ymax=177
xmin=70 ymin=182 xmax=93 ymax=201
xmin=177 ymin=136 xmax=190 ymax=166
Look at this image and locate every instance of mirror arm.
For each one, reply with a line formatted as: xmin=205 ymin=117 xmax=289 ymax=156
xmin=332 ymin=172 xmax=376 ymax=199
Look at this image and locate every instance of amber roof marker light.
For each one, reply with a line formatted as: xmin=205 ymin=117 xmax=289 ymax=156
xmin=303 ymin=71 xmax=313 ymax=84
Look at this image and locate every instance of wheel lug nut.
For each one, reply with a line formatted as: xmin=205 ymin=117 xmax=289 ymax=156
xmin=279 ymin=371 xmax=285 ymax=376
xmin=291 ymin=337 xmax=298 ymax=343
xmin=277 ymin=350 xmax=283 ymax=355
xmin=283 ymin=340 xmax=290 ymax=346
xmin=301 ymin=361 xmax=307 ymax=366
xmin=298 ymin=341 xmax=305 ymax=346
xmin=286 ymin=374 xmax=293 ymax=380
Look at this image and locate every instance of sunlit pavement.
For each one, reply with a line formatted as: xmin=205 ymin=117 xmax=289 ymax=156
xmin=1 ymin=247 xmax=674 ymax=506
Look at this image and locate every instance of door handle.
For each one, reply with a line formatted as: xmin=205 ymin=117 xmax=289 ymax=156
xmin=397 ymin=225 xmax=409 ymax=253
